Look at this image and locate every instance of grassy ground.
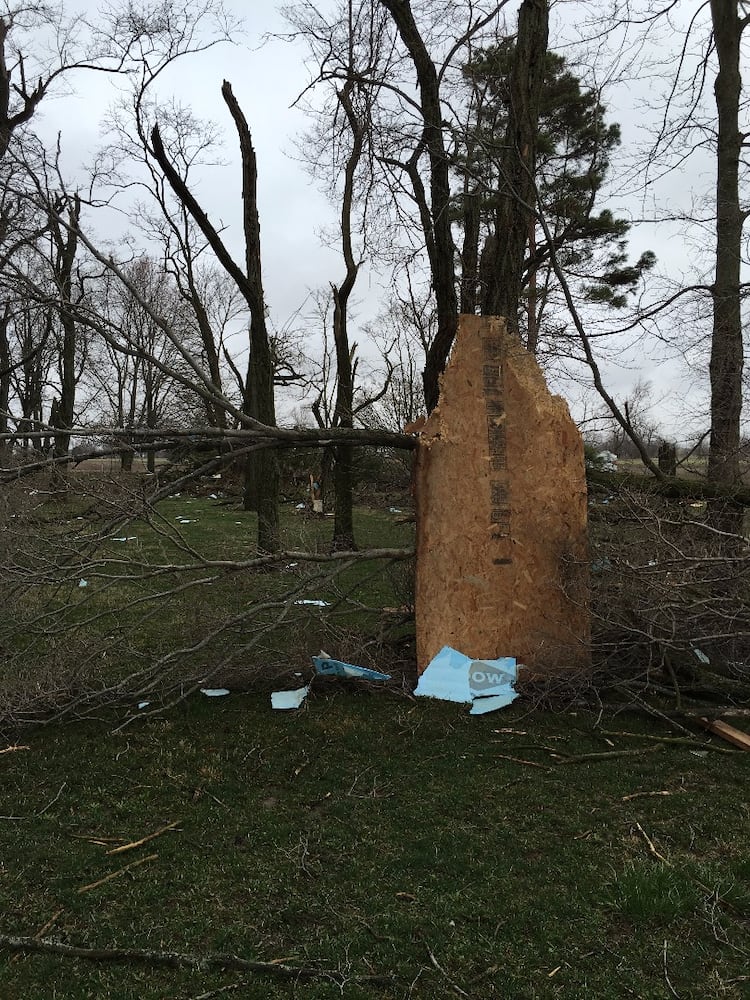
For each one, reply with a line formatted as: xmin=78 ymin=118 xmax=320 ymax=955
xmin=2 ymin=483 xmax=749 ymax=998
xmin=1 ymin=694 xmax=749 ymax=999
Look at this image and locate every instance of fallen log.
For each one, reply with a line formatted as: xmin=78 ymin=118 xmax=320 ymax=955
xmin=586 ymin=468 xmax=750 ymax=507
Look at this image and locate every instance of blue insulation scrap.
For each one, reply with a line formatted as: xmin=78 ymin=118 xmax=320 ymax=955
xmin=312 ymin=657 xmax=391 ymax=682
xmin=414 ymin=645 xmax=518 ymax=713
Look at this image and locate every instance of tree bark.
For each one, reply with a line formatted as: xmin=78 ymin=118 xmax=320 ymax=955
xmin=480 ymin=0 xmax=549 ymax=327
xmin=380 ymin=0 xmax=459 ymax=412
xmin=329 ymin=78 xmax=365 ymax=552
xmin=0 ymin=302 xmax=10 ymax=463
xmin=707 ymin=1 xmax=744 ymax=511
xmin=221 ymin=82 xmax=279 ymax=552
xmin=50 ymin=195 xmax=80 ymax=461
xmin=151 ymin=85 xmax=280 ymax=552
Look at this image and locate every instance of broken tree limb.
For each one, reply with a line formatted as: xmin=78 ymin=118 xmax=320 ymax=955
xmin=551 ymin=745 xmax=665 ymax=764
xmin=106 ymin=820 xmax=180 ymax=855
xmin=587 ymin=467 xmax=750 ymax=506
xmin=597 ymin=730 xmax=734 ymax=753
xmin=0 ymin=934 xmax=394 ymax=988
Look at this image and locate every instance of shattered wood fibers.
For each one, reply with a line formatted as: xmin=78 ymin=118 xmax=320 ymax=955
xmin=414 ymin=315 xmax=590 ymax=675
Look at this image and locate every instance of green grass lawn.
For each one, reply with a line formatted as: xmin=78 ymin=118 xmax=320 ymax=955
xmin=1 ymin=694 xmax=748 ymax=999
xmin=1 ymin=484 xmax=749 ymax=998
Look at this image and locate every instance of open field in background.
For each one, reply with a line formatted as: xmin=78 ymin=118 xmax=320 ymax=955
xmin=1 ymin=696 xmax=749 ymax=999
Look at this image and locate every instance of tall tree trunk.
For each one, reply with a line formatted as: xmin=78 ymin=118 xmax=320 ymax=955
xmin=151 ymin=83 xmax=280 ymax=552
xmin=380 ymin=0 xmax=459 ymax=412
xmin=0 ymin=302 xmax=10 ymax=464
xmin=460 ymin=172 xmax=481 ymax=315
xmin=708 ymin=1 xmax=744 ymax=497
xmin=220 ymin=83 xmax=279 ymax=551
xmin=51 ymin=195 xmax=80 ymax=462
xmin=329 ymin=77 xmax=365 ymax=552
xmin=480 ymin=0 xmax=548 ymax=326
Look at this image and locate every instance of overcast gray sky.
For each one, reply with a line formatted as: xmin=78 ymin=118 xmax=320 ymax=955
xmin=33 ymin=0 xmax=734 ymax=444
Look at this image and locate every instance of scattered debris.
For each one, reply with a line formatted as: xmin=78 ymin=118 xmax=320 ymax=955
xmin=294 ymin=599 xmax=330 ymax=608
xmin=692 ymin=647 xmax=710 ymax=665
xmin=414 ymin=646 xmax=517 ymax=714
xmin=313 ymin=655 xmax=391 ymax=682
xmin=271 ymin=686 xmax=310 ymax=711
xmin=595 ymin=450 xmax=618 ymax=472
xmin=137 ymin=702 xmax=150 ymax=710
xmin=200 ymin=688 xmax=229 ymax=698
xmin=110 ymin=536 xmax=137 ymax=543
xmin=78 ymin=579 xmax=88 ymax=588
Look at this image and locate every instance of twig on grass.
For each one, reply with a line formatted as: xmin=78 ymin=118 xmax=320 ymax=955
xmin=106 ymin=820 xmax=180 ymax=855
xmin=0 ymin=745 xmax=29 ymax=755
xmin=622 ymin=790 xmax=679 ymax=802
xmin=184 ymin=982 xmax=252 ymax=1000
xmin=663 ymin=939 xmax=681 ymax=999
xmin=635 ymin=822 xmax=669 ymax=865
xmin=37 ymin=782 xmax=67 ymax=815
xmin=598 ymin=730 xmax=733 ymax=753
xmin=77 ymin=852 xmax=158 ymax=893
xmin=423 ymin=940 xmax=472 ymax=999
xmin=494 ymin=752 xmax=549 ymax=769
xmin=0 ymin=933 xmax=395 ymax=988
xmin=1 ymin=781 xmax=67 ymax=821
xmin=551 ymin=745 xmax=665 ymax=764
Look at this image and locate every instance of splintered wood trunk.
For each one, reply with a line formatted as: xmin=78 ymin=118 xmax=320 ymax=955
xmin=707 ymin=0 xmax=744 ymax=536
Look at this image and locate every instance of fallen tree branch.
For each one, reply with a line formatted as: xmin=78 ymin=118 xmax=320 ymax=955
xmin=0 ymin=934 xmax=395 ymax=987
xmin=587 ymin=467 xmax=750 ymax=507
xmin=551 ymin=745 xmax=665 ymax=764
